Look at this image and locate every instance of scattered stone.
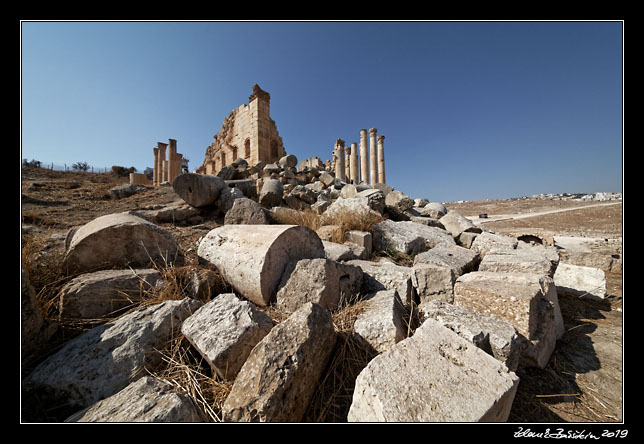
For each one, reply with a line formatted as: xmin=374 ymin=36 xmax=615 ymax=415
xmin=355 ymin=188 xmax=386 ymax=214
xmin=141 ymin=201 xmax=201 ymax=224
xmin=469 ymin=231 xmax=518 ymax=256
xmin=457 ymin=231 xmax=479 ymax=248
xmin=321 ymin=240 xmax=355 ymax=262
xmin=63 ymin=211 xmax=182 ymax=275
xmin=225 ymin=179 xmax=258 ymax=199
xmin=278 ymin=154 xmax=298 ymax=169
xmin=353 ymin=290 xmax=407 ymax=354
xmin=65 ymin=376 xmax=203 ymax=422
xmin=181 ymin=293 xmax=273 ymax=379
xmin=348 ymin=318 xmax=519 ymax=422
xmin=197 ymin=224 xmax=325 ymax=306
xmin=348 ymin=259 xmax=416 ymax=308
xmin=58 ymin=268 xmax=162 ymax=319
xmin=322 ymin=196 xmax=381 ymax=222
xmin=419 ymin=299 xmax=521 ymax=371
xmin=384 ymin=190 xmax=414 ymax=214
xmin=409 ymin=216 xmax=445 ymax=229
xmin=109 ymin=183 xmax=146 ymax=199
xmin=258 ymin=178 xmax=284 ymax=208
xmin=439 ymin=210 xmax=482 ymax=238
xmin=421 ymin=202 xmax=448 ymax=219
xmin=276 ymin=258 xmax=363 ymax=313
xmin=410 ymin=263 xmax=456 ymax=304
xmin=413 ymin=245 xmax=480 ymax=277
xmin=215 ymin=186 xmax=244 ymax=213
xmin=454 ymin=272 xmax=563 ymax=368
xmin=222 ymin=302 xmax=337 ymax=422
xmin=224 ymin=197 xmax=270 ymax=225
xmin=372 ymin=220 xmax=455 ymax=255
xmin=318 ymin=170 xmax=335 ymax=187
xmin=479 ymin=245 xmax=559 ymax=277
xmin=22 ymin=298 xmax=202 ymax=416
xmin=172 ymin=173 xmax=226 ymax=208
xmin=553 ymin=262 xmax=606 ymax=300
xmin=344 ymin=230 xmax=372 ymax=256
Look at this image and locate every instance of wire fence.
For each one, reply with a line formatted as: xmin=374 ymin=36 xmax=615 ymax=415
xmin=22 ymin=160 xmax=141 ymax=174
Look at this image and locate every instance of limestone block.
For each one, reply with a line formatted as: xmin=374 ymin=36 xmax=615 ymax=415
xmin=318 ymin=170 xmax=335 ymax=187
xmin=58 ymin=268 xmax=162 ymax=319
xmin=355 ymin=188 xmax=385 ymax=214
xmin=372 ymin=220 xmax=455 ymax=255
xmin=454 ymin=272 xmax=563 ymax=368
xmin=384 ymin=190 xmax=414 ymax=213
xmin=278 ymin=154 xmax=298 ymax=169
xmin=409 ymin=216 xmax=446 ymax=229
xmin=258 ymin=178 xmax=283 ymax=208
xmin=322 ymin=197 xmax=381 ymax=223
xmin=410 ymin=263 xmax=456 ymax=304
xmin=63 ymin=211 xmax=182 ymax=275
xmin=353 ymin=290 xmax=407 ymax=354
xmin=66 ymin=376 xmax=203 ymax=422
xmin=419 ymin=299 xmax=521 ymax=371
xmin=321 ymin=240 xmax=355 ymax=262
xmin=140 ymin=201 xmax=201 ymax=224
xmin=181 ymin=294 xmax=273 ymax=379
xmin=438 ymin=210 xmax=482 ymax=238
xmin=458 ymin=231 xmax=479 ymax=248
xmin=172 ymin=173 xmax=226 ymax=208
xmin=225 ymin=179 xmax=258 ymax=199
xmin=553 ymin=262 xmax=606 ymax=300
xmin=347 ymin=318 xmax=519 ymax=422
xmin=223 ymin=197 xmax=270 ymax=225
xmin=414 ymin=198 xmax=429 ymax=207
xmin=215 ymin=186 xmax=244 ymax=214
xmin=413 ymin=245 xmax=480 ymax=277
xmin=22 ymin=298 xmax=202 ymax=415
xmin=420 ymin=202 xmax=448 ymax=219
xmin=348 ymin=259 xmax=415 ymax=308
xmin=289 ymin=184 xmax=318 ymax=204
xmin=222 ymin=302 xmax=337 ymax=422
xmin=469 ymin=231 xmax=518 ymax=256
xmin=344 ymin=230 xmax=372 ymax=256
xmin=276 ymin=258 xmax=362 ymax=313
xmin=197 ymin=225 xmax=325 ymax=306
xmin=479 ymin=245 xmax=559 ymax=277
xmin=109 ymin=184 xmax=146 ymax=199
xmin=339 ymin=183 xmax=358 ymax=198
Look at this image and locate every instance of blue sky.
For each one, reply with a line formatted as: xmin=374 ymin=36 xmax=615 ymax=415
xmin=21 ymin=21 xmax=623 ymax=202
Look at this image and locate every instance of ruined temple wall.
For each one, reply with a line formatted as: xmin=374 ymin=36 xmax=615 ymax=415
xmin=199 ymin=85 xmax=286 ymax=175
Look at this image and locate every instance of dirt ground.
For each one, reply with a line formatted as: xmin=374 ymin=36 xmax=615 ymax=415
xmin=21 ymin=167 xmax=624 ymax=423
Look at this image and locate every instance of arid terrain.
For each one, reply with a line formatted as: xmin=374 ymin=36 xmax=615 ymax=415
xmin=21 ymin=166 xmax=623 ymax=423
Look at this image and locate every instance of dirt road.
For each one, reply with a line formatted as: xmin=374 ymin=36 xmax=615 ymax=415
xmin=468 ymin=201 xmax=622 ymax=225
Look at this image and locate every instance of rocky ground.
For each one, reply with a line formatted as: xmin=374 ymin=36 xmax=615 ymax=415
xmin=20 ymin=166 xmax=623 ymax=423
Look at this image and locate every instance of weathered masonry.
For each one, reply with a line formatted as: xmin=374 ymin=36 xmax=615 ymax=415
xmin=197 ymin=84 xmax=286 ymax=176
xmin=152 ymin=139 xmax=184 ymax=186
xmin=332 ymin=127 xmax=386 ymax=185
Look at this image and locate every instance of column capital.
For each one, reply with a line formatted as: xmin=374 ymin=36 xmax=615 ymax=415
xmin=377 ymin=135 xmax=385 ymax=142
xmin=369 ymin=128 xmax=378 ymax=134
xmin=360 ymin=128 xmax=368 ymax=134
xmin=335 ymin=138 xmax=345 ymax=147
xmin=157 ymin=142 xmax=168 ymax=149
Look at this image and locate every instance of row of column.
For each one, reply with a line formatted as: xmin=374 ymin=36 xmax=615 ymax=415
xmin=334 ymin=128 xmax=385 ymax=185
xmin=152 ymin=139 xmax=183 ymax=186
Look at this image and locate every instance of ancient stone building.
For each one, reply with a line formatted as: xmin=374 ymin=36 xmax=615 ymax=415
xmin=197 ymin=84 xmax=286 ymax=175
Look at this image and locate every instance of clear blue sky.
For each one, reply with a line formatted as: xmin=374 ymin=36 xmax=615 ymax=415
xmin=21 ymin=21 xmax=623 ymax=203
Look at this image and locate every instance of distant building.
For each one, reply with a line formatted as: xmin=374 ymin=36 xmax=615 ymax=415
xmin=197 ymin=84 xmax=286 ymax=175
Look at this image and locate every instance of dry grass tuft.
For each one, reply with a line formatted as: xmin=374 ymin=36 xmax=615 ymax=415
xmin=149 ymin=335 xmax=233 ymax=422
xmin=320 ymin=210 xmax=384 ymax=244
xmin=269 ymin=208 xmax=323 ymax=232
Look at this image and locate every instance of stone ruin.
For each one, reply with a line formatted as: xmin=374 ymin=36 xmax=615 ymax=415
xmin=197 ymin=84 xmax=287 ymax=176
xmin=22 ymin=83 xmax=613 ymax=423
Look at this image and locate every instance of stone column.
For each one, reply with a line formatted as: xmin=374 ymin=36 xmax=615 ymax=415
xmin=350 ymin=142 xmax=359 ymax=184
xmin=377 ymin=135 xmax=386 ymax=185
xmin=162 ymin=160 xmax=169 ymax=183
xmin=168 ymin=139 xmax=177 ymax=184
xmin=176 ymin=153 xmax=183 ymax=178
xmin=153 ymin=147 xmax=159 ymax=186
xmin=345 ymin=145 xmax=351 ymax=181
xmin=157 ymin=142 xmax=168 ymax=185
xmin=334 ymin=139 xmax=346 ymax=182
xmin=359 ymin=129 xmax=368 ymax=184
xmin=369 ymin=128 xmax=378 ymax=185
